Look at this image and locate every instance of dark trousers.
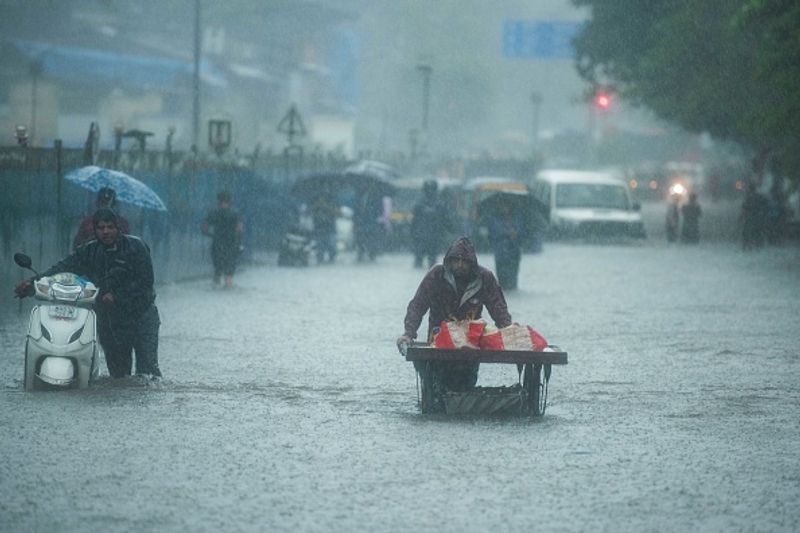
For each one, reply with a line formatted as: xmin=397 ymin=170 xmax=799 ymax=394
xmin=413 ymin=239 xmax=440 ymax=269
xmin=97 ymin=305 xmax=162 ymax=378
xmin=414 ymin=360 xmax=479 ymax=392
xmin=494 ymin=247 xmax=521 ymax=290
xmin=315 ymin=230 xmax=337 ymax=262
xmin=212 ymin=243 xmax=238 ymax=278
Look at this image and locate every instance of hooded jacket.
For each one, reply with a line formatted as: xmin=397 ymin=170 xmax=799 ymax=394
xmin=403 ymin=237 xmax=512 ymax=340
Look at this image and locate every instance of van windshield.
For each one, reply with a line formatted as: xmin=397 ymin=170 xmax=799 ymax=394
xmin=556 ymin=183 xmax=630 ymax=210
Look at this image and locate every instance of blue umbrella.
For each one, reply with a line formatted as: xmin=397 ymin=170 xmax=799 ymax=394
xmin=64 ymin=166 xmax=167 ymax=211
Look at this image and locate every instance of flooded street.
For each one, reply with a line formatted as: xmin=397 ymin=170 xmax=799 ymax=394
xmin=2 ymin=206 xmax=799 ymax=532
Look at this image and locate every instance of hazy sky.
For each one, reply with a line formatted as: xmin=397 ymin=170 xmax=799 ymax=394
xmin=347 ymin=0 xmax=595 ymax=155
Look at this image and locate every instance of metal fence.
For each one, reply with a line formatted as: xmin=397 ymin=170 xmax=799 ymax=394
xmin=1 ymin=140 xmax=540 ymax=288
xmin=0 ymin=143 xmax=347 ymax=287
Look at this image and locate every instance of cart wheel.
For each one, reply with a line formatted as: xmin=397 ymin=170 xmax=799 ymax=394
xmin=523 ymin=363 xmax=548 ymax=416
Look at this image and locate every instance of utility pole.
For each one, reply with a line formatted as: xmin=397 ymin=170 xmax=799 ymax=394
xmin=417 ymin=64 xmax=432 ymax=132
xmin=530 ymin=91 xmax=542 ymax=154
xmin=192 ymin=0 xmax=201 ymax=152
xmin=30 ymin=59 xmax=42 ymax=146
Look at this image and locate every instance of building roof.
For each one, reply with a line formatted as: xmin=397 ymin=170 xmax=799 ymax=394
xmin=11 ymin=39 xmax=227 ymax=91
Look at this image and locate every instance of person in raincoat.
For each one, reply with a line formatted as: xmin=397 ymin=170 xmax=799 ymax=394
xmin=488 ymin=202 xmax=527 ymax=290
xmin=16 ymin=208 xmax=161 ymax=379
xmin=410 ymin=179 xmax=452 ymax=269
xmin=665 ymin=193 xmax=681 ymax=243
xmin=680 ymin=192 xmax=702 ymax=244
xmin=202 ymin=191 xmax=244 ymax=287
xmin=353 ymin=181 xmax=385 ymax=262
xmin=310 ymin=192 xmax=339 ymax=263
xmin=396 ymin=237 xmax=512 ymax=405
xmin=741 ymin=183 xmax=769 ymax=250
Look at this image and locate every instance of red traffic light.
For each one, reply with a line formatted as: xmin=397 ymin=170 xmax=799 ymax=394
xmin=594 ymin=92 xmax=611 ymax=110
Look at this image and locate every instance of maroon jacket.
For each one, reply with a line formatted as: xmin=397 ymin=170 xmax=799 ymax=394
xmin=403 ymin=237 xmax=512 ymax=340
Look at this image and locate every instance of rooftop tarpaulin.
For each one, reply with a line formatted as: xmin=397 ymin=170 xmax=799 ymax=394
xmin=11 ymin=39 xmax=228 ymax=90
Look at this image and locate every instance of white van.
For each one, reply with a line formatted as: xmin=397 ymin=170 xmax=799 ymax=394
xmin=532 ymin=169 xmax=646 ymax=239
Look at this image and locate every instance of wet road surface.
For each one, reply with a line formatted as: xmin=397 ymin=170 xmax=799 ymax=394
xmin=2 ymin=204 xmax=799 ymax=532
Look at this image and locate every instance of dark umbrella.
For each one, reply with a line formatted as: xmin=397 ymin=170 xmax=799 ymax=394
xmin=478 ymin=190 xmax=550 ymax=235
xmin=477 ymin=190 xmax=533 ymax=222
xmin=290 ymin=172 xmax=396 ymax=201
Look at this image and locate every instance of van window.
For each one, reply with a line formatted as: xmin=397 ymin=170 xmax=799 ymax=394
xmin=533 ymin=181 xmax=550 ymax=206
xmin=556 ymin=183 xmax=630 ymax=210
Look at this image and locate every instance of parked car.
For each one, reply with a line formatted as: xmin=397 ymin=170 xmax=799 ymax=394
xmin=532 ymin=169 xmax=646 ymax=240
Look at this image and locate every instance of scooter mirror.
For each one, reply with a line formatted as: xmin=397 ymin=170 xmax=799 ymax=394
xmin=14 ymin=252 xmax=33 ymax=270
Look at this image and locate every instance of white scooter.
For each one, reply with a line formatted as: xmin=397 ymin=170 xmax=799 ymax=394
xmin=14 ymin=253 xmax=100 ymax=390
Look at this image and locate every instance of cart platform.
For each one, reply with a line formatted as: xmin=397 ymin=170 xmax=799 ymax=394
xmin=405 ymin=346 xmax=568 ymax=365
xmin=405 ymin=345 xmax=568 ymax=416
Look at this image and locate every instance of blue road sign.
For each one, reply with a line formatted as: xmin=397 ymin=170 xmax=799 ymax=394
xmin=502 ymin=20 xmax=583 ymax=60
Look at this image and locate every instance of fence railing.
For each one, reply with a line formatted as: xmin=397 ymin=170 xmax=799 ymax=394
xmin=1 ymin=141 xmax=540 ymax=288
xmin=0 ymin=143 xmax=346 ymax=288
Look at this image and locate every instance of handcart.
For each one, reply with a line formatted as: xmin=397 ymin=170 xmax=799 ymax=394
xmin=405 ymin=344 xmax=568 ymax=416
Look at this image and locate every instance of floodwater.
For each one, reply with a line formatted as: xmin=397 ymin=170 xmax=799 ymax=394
xmin=1 ymin=202 xmax=799 ymax=532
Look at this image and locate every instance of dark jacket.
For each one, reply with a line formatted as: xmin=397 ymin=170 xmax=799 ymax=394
xmin=411 ymin=196 xmax=451 ymax=248
xmin=311 ymin=196 xmax=339 ymax=233
xmin=42 ymin=234 xmax=156 ymax=320
xmin=488 ymin=212 xmax=526 ymax=257
xmin=204 ymin=207 xmax=242 ymax=252
xmin=403 ymin=237 xmax=512 ymax=339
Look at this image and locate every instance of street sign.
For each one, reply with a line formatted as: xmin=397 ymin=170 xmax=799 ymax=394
xmin=278 ymin=105 xmax=307 ymax=146
xmin=502 ymin=20 xmax=583 ymax=60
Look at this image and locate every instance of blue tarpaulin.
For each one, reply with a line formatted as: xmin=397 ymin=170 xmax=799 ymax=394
xmin=11 ymin=39 xmax=227 ymax=90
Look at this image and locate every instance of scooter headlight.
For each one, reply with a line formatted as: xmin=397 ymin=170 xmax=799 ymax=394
xmin=37 ymin=358 xmax=76 ymax=386
xmin=82 ymin=288 xmax=97 ymax=299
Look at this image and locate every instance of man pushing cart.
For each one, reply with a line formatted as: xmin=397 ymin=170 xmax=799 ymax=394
xmin=396 ymin=236 xmax=567 ymax=415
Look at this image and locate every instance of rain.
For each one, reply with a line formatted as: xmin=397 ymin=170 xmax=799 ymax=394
xmin=1 ymin=1 xmax=799 ymax=532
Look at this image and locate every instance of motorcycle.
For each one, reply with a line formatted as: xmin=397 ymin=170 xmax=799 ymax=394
xmin=14 ymin=253 xmax=100 ymax=390
xmin=277 ymin=225 xmax=315 ymax=267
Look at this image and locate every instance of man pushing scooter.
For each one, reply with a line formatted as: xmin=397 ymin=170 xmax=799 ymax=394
xmin=15 ymin=208 xmax=162 ymax=379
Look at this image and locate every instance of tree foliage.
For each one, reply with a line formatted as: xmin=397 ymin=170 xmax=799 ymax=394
xmin=572 ymin=0 xmax=800 ymax=181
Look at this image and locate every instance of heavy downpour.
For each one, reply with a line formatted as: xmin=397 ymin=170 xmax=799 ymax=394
xmin=1 ymin=1 xmax=799 ymax=532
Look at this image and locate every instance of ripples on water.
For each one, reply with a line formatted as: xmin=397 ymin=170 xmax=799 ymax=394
xmin=2 ymin=244 xmax=799 ymax=532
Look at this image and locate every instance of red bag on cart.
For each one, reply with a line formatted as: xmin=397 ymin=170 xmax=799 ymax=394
xmin=478 ymin=324 xmax=548 ymax=351
xmin=478 ymin=326 xmax=504 ymax=350
xmin=432 ymin=320 xmax=486 ymax=349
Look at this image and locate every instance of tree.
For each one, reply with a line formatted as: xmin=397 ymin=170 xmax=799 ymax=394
xmin=572 ymin=0 xmax=800 ymax=184
xmin=735 ymin=0 xmax=800 ymax=181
